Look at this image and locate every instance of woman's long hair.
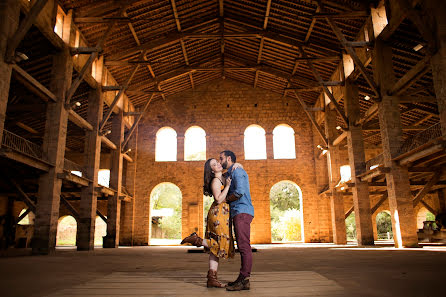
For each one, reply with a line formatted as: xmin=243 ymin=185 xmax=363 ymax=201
xmin=203 ymin=158 xmax=215 ymax=197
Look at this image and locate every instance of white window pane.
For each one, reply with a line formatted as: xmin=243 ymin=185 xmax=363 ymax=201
xmin=185 ymin=126 xmax=206 ymax=161
xmin=156 ymin=127 xmax=177 ymax=161
xmin=244 ymin=125 xmax=266 ymax=160
xmin=273 ymin=125 xmax=296 ymax=159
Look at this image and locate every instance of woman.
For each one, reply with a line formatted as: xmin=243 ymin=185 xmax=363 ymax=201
xmin=181 ymin=158 xmax=239 ymax=288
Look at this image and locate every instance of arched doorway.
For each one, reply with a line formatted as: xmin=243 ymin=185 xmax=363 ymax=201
xmin=94 ymin=216 xmax=107 ymax=246
xmin=150 ymin=182 xmax=182 ymax=245
xmin=269 ymin=181 xmax=303 ymax=242
xmin=345 ymin=212 xmax=357 ymax=241
xmin=376 ymin=210 xmax=393 ymax=240
xmin=56 ymin=216 xmax=77 ymax=246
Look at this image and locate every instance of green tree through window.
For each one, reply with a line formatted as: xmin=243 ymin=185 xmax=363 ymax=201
xmin=150 ymin=183 xmax=182 ymax=240
xmin=270 ymin=181 xmax=302 ymax=242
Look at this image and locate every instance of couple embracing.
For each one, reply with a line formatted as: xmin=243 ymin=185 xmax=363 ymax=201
xmin=181 ymin=150 xmax=254 ymax=291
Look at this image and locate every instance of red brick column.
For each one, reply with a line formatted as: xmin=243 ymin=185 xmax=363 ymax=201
xmin=77 ymin=84 xmax=103 ymax=250
xmin=345 ymin=79 xmax=374 ymax=245
xmin=325 ymin=107 xmax=347 ymax=244
xmin=374 ymin=39 xmax=418 ymax=248
xmin=0 ymin=0 xmax=19 ymax=141
xmin=104 ymin=110 xmax=124 ymax=248
xmin=33 ymin=47 xmax=73 ymax=254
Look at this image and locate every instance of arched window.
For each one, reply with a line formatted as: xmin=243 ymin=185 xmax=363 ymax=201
xmin=17 ymin=209 xmax=35 ymax=225
xmin=155 ymin=127 xmax=177 ymax=161
xmin=98 ymin=169 xmax=110 ymax=188
xmin=340 ymin=165 xmax=352 ymax=182
xmin=244 ymin=124 xmax=266 ymax=160
xmin=273 ymin=124 xmax=296 ymax=159
xmin=184 ymin=126 xmax=206 ymax=161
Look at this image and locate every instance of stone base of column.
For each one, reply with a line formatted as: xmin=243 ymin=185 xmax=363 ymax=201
xmin=32 ymin=238 xmax=56 ymax=255
xmin=103 ymin=235 xmax=118 ymax=248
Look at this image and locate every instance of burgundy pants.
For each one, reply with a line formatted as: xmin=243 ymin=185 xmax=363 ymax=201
xmin=233 ymin=213 xmax=253 ymax=277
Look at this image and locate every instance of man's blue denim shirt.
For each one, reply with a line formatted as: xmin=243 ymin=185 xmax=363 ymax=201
xmin=227 ymin=165 xmax=254 ymax=218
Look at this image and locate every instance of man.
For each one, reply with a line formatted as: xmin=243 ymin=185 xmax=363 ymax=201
xmin=220 ymin=150 xmax=254 ymax=291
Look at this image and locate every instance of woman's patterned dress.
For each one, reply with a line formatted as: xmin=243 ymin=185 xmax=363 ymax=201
xmin=204 ymin=182 xmax=235 ymax=259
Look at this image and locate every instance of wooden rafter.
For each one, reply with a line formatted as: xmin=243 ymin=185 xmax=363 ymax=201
xmin=412 ymin=171 xmax=443 ymax=207
xmin=15 ymin=208 xmax=32 ymax=225
xmin=325 ymin=17 xmax=380 ymax=100
xmin=122 ymin=93 xmax=156 ymax=149
xmin=256 ymin=0 xmax=272 ymax=67
xmin=170 ymin=0 xmax=189 ymax=66
xmin=388 ymin=55 xmax=432 ymax=96
xmin=5 ymin=0 xmax=49 ymax=63
xmin=100 ymin=51 xmax=145 ymax=131
xmin=60 ymin=195 xmax=80 ymax=220
xmin=9 ymin=179 xmax=36 ymax=212
xmin=97 ymin=209 xmax=107 ymax=223
xmin=66 ymin=4 xmax=131 ymax=105
xmin=298 ymin=45 xmax=349 ymax=126
xmin=371 ymin=192 xmax=388 ymax=214
xmin=293 ymin=91 xmax=328 ymax=146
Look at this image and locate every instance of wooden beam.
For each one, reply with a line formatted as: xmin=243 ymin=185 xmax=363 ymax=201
xmin=122 ymin=94 xmax=155 ymax=149
xmin=101 ymin=136 xmax=117 ymax=150
xmin=420 ymin=200 xmax=437 ymax=215
xmin=333 ymin=131 xmax=347 ymax=146
xmin=73 ymin=17 xmax=130 ymax=23
xmin=12 ymin=65 xmax=57 ymax=102
xmin=298 ymin=46 xmax=349 ymax=126
xmin=413 ymin=171 xmax=443 ymax=206
xmin=5 ymin=0 xmax=49 ymax=62
xmin=57 ymin=172 xmax=90 ymax=187
xmin=293 ymin=91 xmax=328 ymax=146
xmin=60 ymin=195 xmax=80 ymax=220
xmin=16 ymin=208 xmax=32 ymax=225
xmin=399 ymin=144 xmax=445 ymax=166
xmin=97 ymin=209 xmax=107 ymax=223
xmin=357 ymin=103 xmax=379 ymax=126
xmin=99 ymin=60 xmax=142 ymax=131
xmin=66 ymin=4 xmax=131 ymax=104
xmin=371 ymin=192 xmax=388 ymax=214
xmin=68 ymin=110 xmax=93 ymax=131
xmin=189 ymin=72 xmax=195 ymax=89
xmin=122 ymin=153 xmax=133 ymax=162
xmin=9 ymin=179 xmax=36 ymax=212
xmin=70 ymin=47 xmax=102 ymax=55
xmin=388 ymin=55 xmax=432 ymax=96
xmin=313 ymin=11 xmax=369 ymax=19
xmin=345 ymin=205 xmax=354 ymax=219
xmin=326 ymin=17 xmax=380 ymax=100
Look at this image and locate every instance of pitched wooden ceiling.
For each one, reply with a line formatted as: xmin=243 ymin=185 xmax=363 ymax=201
xmin=11 ymin=0 xmax=438 ymax=150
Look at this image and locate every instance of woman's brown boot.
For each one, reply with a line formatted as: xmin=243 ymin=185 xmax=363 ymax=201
xmin=180 ymin=232 xmax=203 ymax=247
xmin=207 ymin=269 xmax=225 ymax=288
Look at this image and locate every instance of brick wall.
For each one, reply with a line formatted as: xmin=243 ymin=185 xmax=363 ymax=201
xmin=131 ymin=79 xmax=332 ymax=244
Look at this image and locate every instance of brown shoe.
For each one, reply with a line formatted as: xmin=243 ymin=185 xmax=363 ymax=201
xmin=180 ymin=232 xmax=203 ymax=247
xmin=226 ymin=276 xmax=250 ymax=291
xmin=207 ymin=269 xmax=226 ymax=288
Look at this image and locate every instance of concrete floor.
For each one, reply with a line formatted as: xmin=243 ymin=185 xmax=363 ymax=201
xmin=1 ymin=243 xmax=445 ymax=297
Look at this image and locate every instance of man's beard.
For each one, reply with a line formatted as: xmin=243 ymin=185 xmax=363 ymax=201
xmin=221 ymin=161 xmax=227 ymax=169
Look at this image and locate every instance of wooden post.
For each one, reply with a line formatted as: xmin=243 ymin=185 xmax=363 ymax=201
xmin=120 ymin=125 xmax=138 ymax=246
xmin=77 ymin=60 xmax=104 ymax=250
xmin=427 ymin=0 xmax=446 ymax=136
xmin=325 ymin=107 xmax=347 ymax=244
xmin=103 ymin=110 xmax=124 ymax=248
xmin=345 ymin=78 xmax=374 ymax=245
xmin=374 ymin=38 xmax=418 ymax=248
xmin=0 ymin=0 xmax=20 ymax=141
xmin=33 ymin=47 xmax=73 ymax=254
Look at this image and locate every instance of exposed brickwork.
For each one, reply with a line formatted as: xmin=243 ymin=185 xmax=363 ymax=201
xmin=132 ymin=79 xmax=331 ymax=244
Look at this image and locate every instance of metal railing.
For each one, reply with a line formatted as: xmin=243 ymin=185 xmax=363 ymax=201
xmin=365 ymin=154 xmax=383 ymax=171
xmin=2 ymin=129 xmax=43 ymax=159
xmin=397 ymin=123 xmax=442 ymax=156
xmin=63 ymin=158 xmax=83 ymax=173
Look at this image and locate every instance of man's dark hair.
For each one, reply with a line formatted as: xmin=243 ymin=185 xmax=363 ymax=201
xmin=221 ymin=150 xmax=236 ymax=163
